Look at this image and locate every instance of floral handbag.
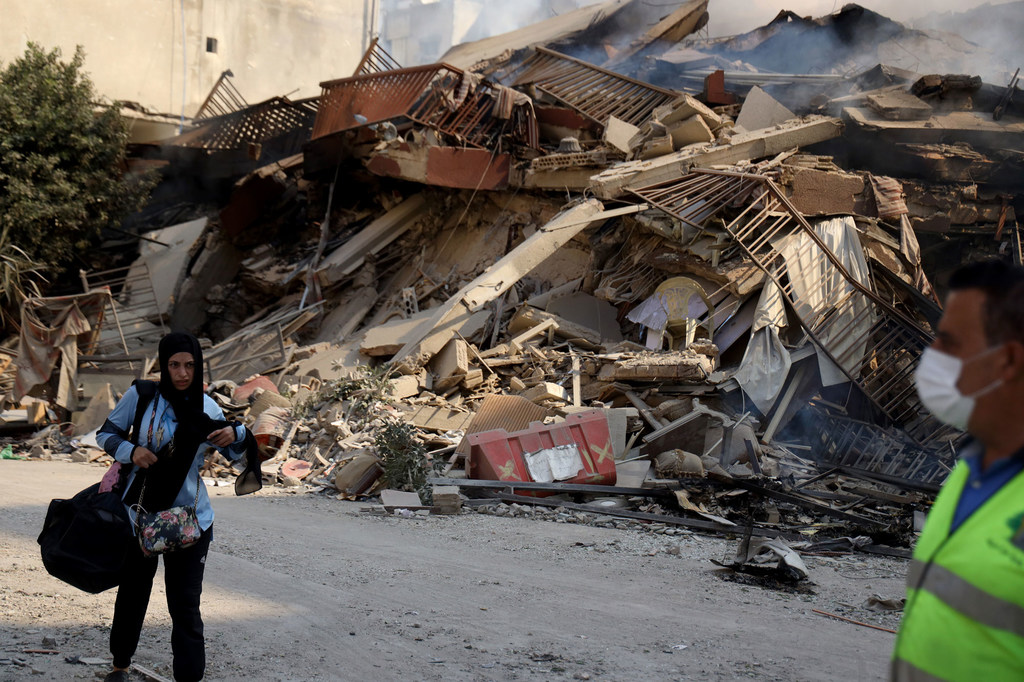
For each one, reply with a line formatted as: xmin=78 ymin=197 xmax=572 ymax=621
xmin=132 ymin=476 xmax=202 ymax=558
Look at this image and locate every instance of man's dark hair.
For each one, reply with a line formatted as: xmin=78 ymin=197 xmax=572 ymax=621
xmin=948 ymin=259 xmax=1024 ymax=344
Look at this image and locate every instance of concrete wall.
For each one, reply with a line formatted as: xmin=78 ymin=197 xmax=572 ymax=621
xmin=1 ymin=0 xmax=373 ymax=117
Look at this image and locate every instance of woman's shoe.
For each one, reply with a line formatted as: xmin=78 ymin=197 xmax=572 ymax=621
xmin=103 ymin=670 xmax=131 ymax=682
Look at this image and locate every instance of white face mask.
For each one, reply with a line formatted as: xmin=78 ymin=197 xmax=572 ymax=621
xmin=914 ymin=346 xmax=1004 ymax=431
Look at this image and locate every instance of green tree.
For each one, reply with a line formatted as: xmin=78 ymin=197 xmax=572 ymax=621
xmin=0 ymin=43 xmax=154 ymax=272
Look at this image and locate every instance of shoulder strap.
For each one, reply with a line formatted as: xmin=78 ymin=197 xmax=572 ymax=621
xmin=129 ymin=380 xmax=158 ymax=443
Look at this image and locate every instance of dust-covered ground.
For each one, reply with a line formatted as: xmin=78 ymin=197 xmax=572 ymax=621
xmin=1 ymin=460 xmax=907 ymax=681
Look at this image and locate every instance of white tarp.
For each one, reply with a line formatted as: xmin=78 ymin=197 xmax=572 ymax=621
xmin=775 ymin=216 xmax=874 ymax=387
xmin=734 ymin=281 xmax=792 ymax=413
xmin=524 ymin=444 xmax=584 ymax=483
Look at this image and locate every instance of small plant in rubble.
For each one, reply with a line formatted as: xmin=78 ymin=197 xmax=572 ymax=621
xmin=296 ymin=364 xmax=394 ymax=425
xmin=375 ymin=419 xmax=438 ymax=503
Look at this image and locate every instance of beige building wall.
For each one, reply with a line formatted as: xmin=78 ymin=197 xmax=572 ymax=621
xmin=1 ymin=0 xmax=373 ymax=117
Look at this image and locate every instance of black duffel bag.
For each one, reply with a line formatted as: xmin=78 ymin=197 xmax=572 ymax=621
xmin=37 ymin=482 xmax=134 ymax=594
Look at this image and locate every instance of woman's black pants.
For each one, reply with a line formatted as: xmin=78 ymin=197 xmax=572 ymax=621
xmin=110 ymin=526 xmax=213 ymax=682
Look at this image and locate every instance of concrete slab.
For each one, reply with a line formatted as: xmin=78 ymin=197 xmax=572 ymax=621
xmin=866 ymin=90 xmax=933 ymax=120
xmin=590 ymin=116 xmax=843 ymax=199
xmin=736 ymin=86 xmax=795 ymax=133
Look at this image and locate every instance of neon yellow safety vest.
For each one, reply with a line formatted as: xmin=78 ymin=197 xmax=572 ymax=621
xmin=892 ymin=460 xmax=1024 ymax=681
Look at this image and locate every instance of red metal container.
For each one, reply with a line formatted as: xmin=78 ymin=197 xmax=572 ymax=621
xmin=468 ymin=410 xmax=616 ymax=496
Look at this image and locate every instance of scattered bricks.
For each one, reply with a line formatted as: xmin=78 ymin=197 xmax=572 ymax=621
xmin=521 ymin=382 xmax=570 ymax=404
xmin=600 ymin=351 xmax=713 ymax=382
xmin=787 ymin=168 xmax=865 ymax=215
xmin=667 ymin=115 xmax=714 ymax=149
xmin=389 ymin=374 xmax=421 ymax=399
xmin=432 ymin=486 xmax=463 ymax=514
xmin=430 ymin=338 xmax=469 ymax=391
xmin=461 ymin=369 xmax=484 ymax=391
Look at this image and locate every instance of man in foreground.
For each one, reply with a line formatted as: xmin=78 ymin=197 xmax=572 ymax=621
xmin=892 ymin=258 xmax=1024 ymax=680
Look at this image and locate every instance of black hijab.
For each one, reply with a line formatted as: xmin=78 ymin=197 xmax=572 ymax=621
xmin=158 ymin=332 xmax=206 ymax=422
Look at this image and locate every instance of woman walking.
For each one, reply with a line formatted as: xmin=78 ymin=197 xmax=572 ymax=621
xmin=96 ymin=332 xmax=251 ymax=682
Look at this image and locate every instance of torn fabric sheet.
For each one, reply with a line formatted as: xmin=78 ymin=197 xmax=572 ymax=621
xmin=734 ymin=280 xmax=791 ymax=413
xmin=12 ymin=291 xmax=108 ymax=409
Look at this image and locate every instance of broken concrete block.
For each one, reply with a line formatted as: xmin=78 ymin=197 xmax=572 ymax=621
xmin=287 ymin=340 xmax=365 ymax=383
xmin=603 ymin=116 xmax=640 ymax=155
xmin=787 ymin=168 xmax=865 ymax=215
xmin=391 ymin=199 xmax=605 ymax=364
xmin=508 ymin=306 xmax=604 ymax=347
xmin=546 ymin=292 xmax=624 ymax=344
xmin=126 ymin=218 xmax=207 ymax=318
xmin=522 ymin=382 xmax=570 ymax=404
xmin=367 ymin=144 xmax=511 ymax=190
xmin=866 ymin=90 xmax=933 ymax=120
xmin=389 ymin=374 xmax=421 ymax=399
xmin=735 ymin=86 xmax=795 ymax=132
xmin=653 ymin=93 xmax=722 ymax=131
xmin=430 ymin=338 xmax=470 ymax=391
xmin=431 ymin=486 xmax=463 ymax=514
xmin=381 ymin=489 xmax=422 ymax=509
xmin=461 ymin=369 xmax=485 ymax=390
xmin=604 ymin=407 xmax=639 ymax=459
xmin=361 ymin=310 xmax=436 ymax=358
xmin=639 ymin=134 xmax=674 ymax=160
xmin=171 ymin=231 xmax=243 ymax=332
xmin=668 ymin=115 xmax=715 ymax=149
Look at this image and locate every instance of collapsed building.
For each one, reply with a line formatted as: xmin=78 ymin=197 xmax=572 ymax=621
xmin=4 ymin=1 xmax=1022 ymax=561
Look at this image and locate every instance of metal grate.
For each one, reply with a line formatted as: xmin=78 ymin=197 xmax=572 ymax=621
xmin=171 ymin=97 xmax=319 ymax=151
xmin=508 ymin=47 xmax=680 ymax=128
xmin=194 ymin=70 xmax=248 ymax=120
xmin=810 ymin=403 xmax=950 ymax=483
xmin=352 ymin=37 xmax=403 ymax=76
xmin=631 ymin=169 xmax=958 ymax=449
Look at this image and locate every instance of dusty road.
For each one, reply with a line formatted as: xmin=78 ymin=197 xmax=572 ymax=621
xmin=1 ymin=460 xmax=907 ymax=681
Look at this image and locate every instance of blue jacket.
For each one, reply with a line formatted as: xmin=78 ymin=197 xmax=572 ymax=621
xmin=96 ymin=384 xmax=246 ymax=531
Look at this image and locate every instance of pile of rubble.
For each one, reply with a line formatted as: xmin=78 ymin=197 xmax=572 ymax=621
xmin=3 ymin=1 xmax=1022 ymax=566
